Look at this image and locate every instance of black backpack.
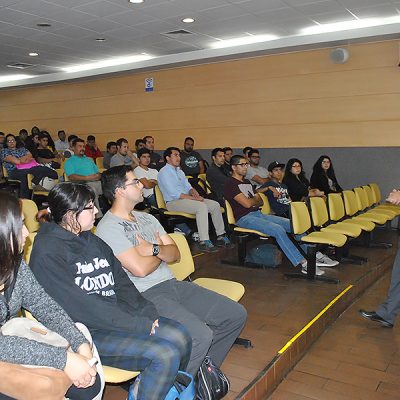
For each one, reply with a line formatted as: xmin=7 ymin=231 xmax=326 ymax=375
xmin=196 ymin=357 xmax=230 ymax=400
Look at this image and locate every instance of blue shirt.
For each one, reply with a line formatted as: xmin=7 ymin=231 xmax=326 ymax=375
xmin=0 ymin=147 xmax=29 ymax=173
xmin=158 ymin=163 xmax=192 ymax=202
xmin=64 ymin=155 xmax=99 ymax=177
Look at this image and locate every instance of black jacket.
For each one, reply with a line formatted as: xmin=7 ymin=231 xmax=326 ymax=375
xmin=30 ymin=222 xmax=158 ymax=335
xmin=283 ymin=174 xmax=310 ymax=202
xmin=310 ymin=172 xmax=343 ymax=195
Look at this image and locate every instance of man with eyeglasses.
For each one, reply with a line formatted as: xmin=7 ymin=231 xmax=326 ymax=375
xmin=97 ymin=165 xmax=247 ymax=375
xmin=246 ymin=149 xmax=270 ymax=189
xmin=224 ymin=155 xmax=326 ymax=275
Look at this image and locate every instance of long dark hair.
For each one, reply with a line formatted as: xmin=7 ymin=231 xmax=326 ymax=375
xmin=46 ymin=183 xmax=95 ymax=233
xmin=312 ymin=155 xmax=337 ymax=180
xmin=284 ymin=158 xmax=309 ymax=183
xmin=0 ymin=192 xmax=23 ymax=285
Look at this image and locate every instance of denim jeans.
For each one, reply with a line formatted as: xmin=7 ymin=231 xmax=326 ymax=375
xmin=237 ymin=210 xmax=305 ymax=266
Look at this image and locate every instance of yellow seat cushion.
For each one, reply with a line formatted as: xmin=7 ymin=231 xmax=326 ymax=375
xmin=321 ymin=222 xmax=362 ymax=237
xmin=373 ymin=206 xmax=398 ymax=218
xmin=103 ymin=366 xmax=140 ymax=383
xmin=301 ymin=231 xmax=347 ymax=247
xmin=346 ymin=218 xmax=375 ymax=232
xmin=164 ymin=211 xmax=196 ymax=219
xmin=233 ymin=227 xmax=268 ymax=237
xmin=355 ymin=212 xmax=388 ymax=225
xmin=194 ymin=278 xmax=245 ymax=302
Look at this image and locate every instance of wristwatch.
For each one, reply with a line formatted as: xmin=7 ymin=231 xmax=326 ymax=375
xmin=152 ymin=244 xmax=160 ymax=256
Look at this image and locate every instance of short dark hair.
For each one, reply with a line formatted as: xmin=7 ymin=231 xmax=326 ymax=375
xmin=211 ymin=147 xmax=224 ymax=158
xmin=67 ymin=134 xmax=78 ymax=143
xmin=135 ymin=138 xmax=145 ymax=147
xmin=38 ymin=132 xmax=48 ymax=140
xmin=137 ymin=147 xmax=151 ymax=158
xmin=72 ymin=138 xmax=84 ymax=146
xmin=101 ymin=165 xmax=133 ymax=202
xmin=248 ymin=149 xmax=259 ymax=158
xmin=87 ymin=135 xmax=96 ymax=141
xmin=243 ymin=146 xmax=253 ymax=155
xmin=163 ymin=147 xmax=180 ymax=162
xmin=230 ymin=154 xmax=246 ymax=166
xmin=223 ymin=147 xmax=232 ymax=153
xmin=116 ymin=138 xmax=128 ymax=147
xmin=184 ymin=137 xmax=194 ymax=143
xmin=106 ymin=141 xmax=117 ymax=150
xmin=19 ymin=129 xmax=28 ymax=135
xmin=58 ymin=130 xmax=65 ymax=136
xmin=143 ymin=135 xmax=153 ymax=143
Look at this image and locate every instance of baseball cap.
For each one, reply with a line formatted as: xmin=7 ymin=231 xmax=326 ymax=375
xmin=267 ymin=161 xmax=285 ymax=172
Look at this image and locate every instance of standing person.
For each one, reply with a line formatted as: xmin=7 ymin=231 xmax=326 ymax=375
xmin=134 ymin=148 xmax=158 ymax=207
xmin=0 ymin=191 xmax=102 ymax=400
xmin=102 ymin=141 xmax=117 ymax=170
xmin=110 ymin=138 xmax=138 ymax=169
xmin=283 ymin=158 xmax=324 ymax=202
xmin=158 ymin=147 xmax=231 ymax=253
xmin=55 ymin=130 xmax=69 ymax=152
xmin=30 ymin=183 xmax=191 ymax=400
xmin=143 ymin=136 xmax=163 ymax=170
xmin=206 ymin=147 xmax=231 ymax=205
xmin=97 ymin=165 xmax=246 ymax=375
xmin=310 ymin=155 xmax=343 ymax=195
xmin=246 ymin=148 xmax=270 ymax=188
xmin=84 ymin=135 xmax=102 ymax=162
xmin=180 ymin=137 xmax=205 ymax=178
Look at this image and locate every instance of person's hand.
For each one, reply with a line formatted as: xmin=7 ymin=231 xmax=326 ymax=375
xmin=150 ymin=319 xmax=159 ymax=335
xmin=64 ymin=352 xmax=97 ymax=388
xmin=77 ymin=343 xmax=93 ymax=360
xmin=136 ymin=234 xmax=154 ymax=257
xmin=269 ymin=187 xmax=281 ymax=198
xmin=387 ymin=190 xmax=400 ymax=205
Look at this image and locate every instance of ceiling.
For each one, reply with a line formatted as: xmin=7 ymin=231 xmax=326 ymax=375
xmin=1 ymin=0 xmax=400 ymax=88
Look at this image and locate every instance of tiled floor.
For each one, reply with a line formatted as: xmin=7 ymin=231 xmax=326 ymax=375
xmin=103 ymin=230 xmax=398 ymax=400
xmin=270 ymin=264 xmax=400 ymax=400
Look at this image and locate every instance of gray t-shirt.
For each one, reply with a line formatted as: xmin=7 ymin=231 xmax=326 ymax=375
xmin=96 ymin=210 xmax=174 ymax=292
xmin=110 ymin=153 xmax=132 ymax=168
xmin=246 ymin=165 xmax=269 ymax=188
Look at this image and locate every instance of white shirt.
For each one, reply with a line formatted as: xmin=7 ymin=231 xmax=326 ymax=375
xmin=54 ymin=139 xmax=69 ymax=151
xmin=134 ymin=165 xmax=158 ymax=198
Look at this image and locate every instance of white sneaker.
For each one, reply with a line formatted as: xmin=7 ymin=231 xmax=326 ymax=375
xmin=316 ymin=252 xmax=339 ymax=267
xmin=301 ymin=263 xmax=325 ymax=276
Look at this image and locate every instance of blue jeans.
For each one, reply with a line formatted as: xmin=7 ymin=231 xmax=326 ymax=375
xmin=237 ymin=210 xmax=305 ymax=266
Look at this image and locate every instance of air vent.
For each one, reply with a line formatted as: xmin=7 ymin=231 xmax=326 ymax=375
xmin=163 ymin=29 xmax=193 ymax=36
xmin=7 ymin=62 xmax=35 ymax=70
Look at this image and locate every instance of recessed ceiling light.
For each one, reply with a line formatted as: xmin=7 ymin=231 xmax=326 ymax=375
xmin=210 ymin=34 xmax=278 ymax=49
xmin=0 ymin=74 xmax=35 ymax=83
xmin=182 ymin=18 xmax=195 ymax=23
xmin=36 ymin=22 xmax=51 ymax=27
xmin=29 ymin=52 xmax=39 ymax=57
xmin=62 ymin=54 xmax=154 ymax=73
xmin=95 ymin=38 xmax=106 ymax=42
xmin=129 ymin=0 xmax=144 ymax=3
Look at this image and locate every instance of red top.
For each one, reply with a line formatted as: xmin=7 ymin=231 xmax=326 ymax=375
xmin=85 ymin=144 xmax=102 ymax=160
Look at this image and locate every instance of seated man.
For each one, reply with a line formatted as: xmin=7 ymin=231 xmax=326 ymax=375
xmin=97 ymin=165 xmax=247 ymax=375
xmin=103 ymin=141 xmax=117 ymax=169
xmin=36 ymin=132 xmax=63 ymax=169
xmin=133 ymin=138 xmax=146 ymax=158
xmin=222 ymin=147 xmax=233 ymax=175
xmin=64 ymin=134 xmax=78 ymax=159
xmin=246 ymin=148 xmax=270 ymax=189
xmin=110 ymin=138 xmax=139 ymax=169
xmin=84 ymin=135 xmax=103 ymax=161
xmin=180 ymin=136 xmax=204 ymax=178
xmin=206 ymin=147 xmax=231 ymax=205
xmin=224 ymin=155 xmax=329 ymax=275
xmin=64 ymin=138 xmax=103 ymax=218
xmin=143 ymin=135 xmax=164 ymax=170
xmin=158 ymin=147 xmax=231 ymax=253
xmin=134 ymin=147 xmax=158 ymax=206
xmin=54 ymin=130 xmax=69 ymax=152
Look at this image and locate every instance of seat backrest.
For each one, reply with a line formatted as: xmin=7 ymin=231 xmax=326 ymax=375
xmin=328 ymin=193 xmax=345 ymax=221
xmin=310 ymin=197 xmax=329 ymax=227
xmin=154 ymin=185 xmax=167 ymax=209
xmin=198 ymin=173 xmax=206 ymax=182
xmin=96 ymin=157 xmax=104 ymax=169
xmin=342 ymin=190 xmax=358 ymax=216
xmin=369 ymin=183 xmax=381 ymax=203
xmin=21 ymin=199 xmax=39 ymax=233
xmin=24 ymin=232 xmax=37 ymax=264
xmin=2 ymin=165 xmax=8 ymax=178
xmin=354 ymin=187 xmax=368 ymax=211
xmin=290 ymin=202 xmax=311 ymax=235
xmin=167 ymin=233 xmax=195 ymax=281
xmin=224 ymin=200 xmax=236 ymax=225
xmin=362 ymin=185 xmax=375 ymax=207
xmin=258 ymin=192 xmax=271 ymax=215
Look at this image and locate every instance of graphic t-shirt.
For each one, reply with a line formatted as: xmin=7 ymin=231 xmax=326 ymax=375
xmin=262 ymin=181 xmax=291 ymax=216
xmin=180 ymin=151 xmax=203 ymax=176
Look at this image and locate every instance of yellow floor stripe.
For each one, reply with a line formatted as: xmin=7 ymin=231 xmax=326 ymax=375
xmin=278 ymin=284 xmax=353 ymax=354
xmin=193 ymin=253 xmax=204 ymax=258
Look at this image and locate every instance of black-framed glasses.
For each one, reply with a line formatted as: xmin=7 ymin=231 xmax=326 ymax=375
xmin=233 ymin=162 xmax=250 ymax=167
xmin=124 ymin=179 xmax=141 ymax=188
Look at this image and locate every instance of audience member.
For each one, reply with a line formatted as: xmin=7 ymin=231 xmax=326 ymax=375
xmin=63 ymin=138 xmax=103 ymax=218
xmin=110 ymin=138 xmax=139 ymax=169
xmin=134 ymin=138 xmax=146 ymax=158
xmin=30 ymin=183 xmax=191 ymax=400
xmin=206 ymin=147 xmax=231 ymax=205
xmin=64 ymin=134 xmax=78 ymax=159
xmin=222 ymin=147 xmax=233 ymax=174
xmin=0 ymin=191 xmax=102 ymax=400
xmin=55 ymin=130 xmax=69 ymax=152
xmin=103 ymin=141 xmax=117 ymax=169
xmin=283 ymin=158 xmax=324 ymax=201
xmin=180 ymin=137 xmax=204 ymax=178
xmin=134 ymin=148 xmax=158 ymax=206
xmin=37 ymin=132 xmax=62 ymax=169
xmin=25 ymin=132 xmax=39 ymax=159
xmin=0 ymin=134 xmax=57 ymax=198
xmin=242 ymin=146 xmax=253 ymax=160
xmin=246 ymin=148 xmax=270 ymax=188
xmin=16 ymin=129 xmax=28 ymax=148
xmin=224 ymin=155 xmax=325 ymax=275
xmin=310 ymin=155 xmax=343 ymax=195
xmin=98 ymin=165 xmax=246 ymax=375
xmin=158 ymin=147 xmax=231 ymax=253
xmin=31 ymin=126 xmax=40 ymax=136
xmin=143 ymin=135 xmax=163 ymax=170
xmin=0 ymin=132 xmax=4 ymax=150
xmin=84 ymin=135 xmax=102 ymax=161
xmin=41 ymin=130 xmax=56 ymax=151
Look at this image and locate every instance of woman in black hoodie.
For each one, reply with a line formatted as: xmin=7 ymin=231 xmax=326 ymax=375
xmin=310 ymin=155 xmax=343 ymax=195
xmin=30 ymin=183 xmax=191 ymax=400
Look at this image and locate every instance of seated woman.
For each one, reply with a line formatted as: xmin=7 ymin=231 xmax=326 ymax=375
xmin=0 ymin=134 xmax=58 ymax=198
xmin=283 ymin=158 xmax=325 ymax=201
xmin=30 ymin=182 xmax=191 ymax=400
xmin=310 ymin=155 xmax=343 ymax=195
xmin=0 ymin=191 xmax=102 ymax=400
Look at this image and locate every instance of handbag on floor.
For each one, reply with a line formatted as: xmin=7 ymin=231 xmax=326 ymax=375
xmin=196 ymin=357 xmax=230 ymax=400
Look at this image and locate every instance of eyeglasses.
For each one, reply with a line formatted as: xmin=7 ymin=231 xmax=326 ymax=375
xmin=233 ymin=162 xmax=249 ymax=167
xmin=7 ymin=139 xmax=15 ymax=143
xmin=124 ymin=179 xmax=141 ymax=188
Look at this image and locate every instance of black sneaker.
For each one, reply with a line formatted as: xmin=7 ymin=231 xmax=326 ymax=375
xmin=198 ymin=240 xmax=218 ymax=253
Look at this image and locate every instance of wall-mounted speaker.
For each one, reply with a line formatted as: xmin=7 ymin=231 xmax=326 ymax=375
xmin=330 ymin=48 xmax=350 ymax=64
